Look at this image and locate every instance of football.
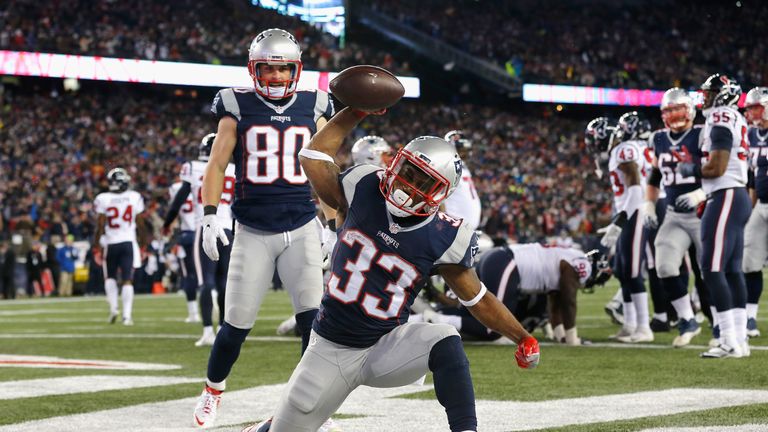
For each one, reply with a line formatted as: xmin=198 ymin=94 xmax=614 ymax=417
xmin=329 ymin=65 xmax=405 ymax=111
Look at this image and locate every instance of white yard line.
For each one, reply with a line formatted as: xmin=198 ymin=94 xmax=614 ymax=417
xmin=4 ymin=375 xmax=198 ymax=399
xmin=0 ymin=354 xmax=182 ymax=370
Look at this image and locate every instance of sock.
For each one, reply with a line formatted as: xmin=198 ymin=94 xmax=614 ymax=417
xmin=121 ymin=284 xmax=134 ymax=320
xmin=612 ymin=288 xmax=623 ymax=302
xmin=295 ymin=309 xmax=318 ymax=355
xmin=205 ymin=380 xmax=226 ymax=392
xmin=653 ymin=312 xmax=668 ymax=322
xmin=733 ymin=308 xmax=747 ymax=346
xmin=623 ymin=301 xmax=637 ymax=330
xmin=631 ymin=292 xmax=650 ymax=329
xmin=746 ymin=303 xmax=759 ymax=320
xmin=207 ymin=322 xmax=250 ymax=384
xmin=716 ymin=309 xmax=735 ymax=346
xmin=710 ymin=306 xmax=719 ymax=328
xmin=187 ymin=301 xmax=198 ymax=318
xmin=203 ymin=325 xmax=215 ymax=337
xmin=671 ymin=294 xmax=695 ymax=321
xmin=429 ymin=336 xmax=477 ymax=432
xmin=105 ymin=279 xmax=119 ymax=314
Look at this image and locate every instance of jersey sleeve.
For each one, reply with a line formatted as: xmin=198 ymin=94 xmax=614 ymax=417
xmin=93 ymin=194 xmax=106 ymax=215
xmin=133 ymin=192 xmax=145 ymax=215
xmin=706 ymin=107 xmax=741 ymax=138
xmin=339 ymin=164 xmax=381 ymax=207
xmin=179 ymin=162 xmax=194 ymax=184
xmin=435 ymin=221 xmax=479 ymax=268
xmin=616 ymin=142 xmax=641 ymax=164
xmin=211 ymin=88 xmax=242 ymax=122
xmin=313 ymin=90 xmax=335 ymax=123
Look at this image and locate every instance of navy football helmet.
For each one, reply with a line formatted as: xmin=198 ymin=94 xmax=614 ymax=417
xmin=583 ymin=249 xmax=611 ymax=293
xmin=199 ymin=133 xmax=215 ymax=161
xmin=107 ymin=167 xmax=130 ymax=192
xmin=584 ymin=117 xmax=615 ymax=154
xmin=700 ymin=73 xmax=742 ymax=110
xmin=615 ymin=111 xmax=651 ymax=143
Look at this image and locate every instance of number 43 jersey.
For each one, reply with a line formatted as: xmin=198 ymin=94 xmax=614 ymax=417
xmin=211 ymin=87 xmax=334 ymax=232
xmin=314 ymin=165 xmax=479 ymax=348
xmin=93 ymin=190 xmax=145 ymax=245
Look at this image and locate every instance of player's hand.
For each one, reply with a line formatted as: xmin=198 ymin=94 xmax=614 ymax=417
xmin=675 ymin=188 xmax=706 ymax=211
xmin=351 ymin=108 xmax=387 ymax=118
xmin=92 ymin=246 xmax=103 ymax=266
xmin=642 ymin=201 xmax=658 ymax=229
xmin=677 ymin=162 xmax=700 ymax=178
xmin=515 ymin=336 xmax=540 ymax=369
xmin=202 ymin=214 xmax=229 ymax=261
xmin=320 ymin=226 xmax=337 ymax=270
xmin=597 ymin=223 xmax=622 ymax=249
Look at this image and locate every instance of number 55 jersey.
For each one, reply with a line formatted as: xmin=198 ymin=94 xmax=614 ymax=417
xmin=211 ymin=87 xmax=334 ymax=232
xmin=314 ymin=165 xmax=479 ymax=348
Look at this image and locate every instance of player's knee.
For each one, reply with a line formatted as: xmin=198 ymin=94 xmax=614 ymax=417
xmin=428 ymin=334 xmax=468 ymax=372
xmin=294 ymin=309 xmax=317 ymax=336
xmin=656 ymin=261 xmax=680 ymax=279
xmin=742 ymin=257 xmax=764 ymax=274
xmin=217 ymin=322 xmax=250 ymax=347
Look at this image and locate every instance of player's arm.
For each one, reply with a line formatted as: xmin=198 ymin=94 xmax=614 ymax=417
xmin=701 ymin=126 xmax=733 ymax=179
xmin=163 ymin=182 xmax=191 ymax=233
xmin=618 ymin=160 xmax=641 ymax=186
xmin=556 ymin=261 xmax=579 ymax=331
xmin=748 ymin=168 xmax=757 ymax=206
xmin=300 ymin=107 xmax=368 ymax=211
xmin=135 ymin=214 xmax=149 ymax=249
xmin=93 ymin=215 xmax=106 ymax=251
xmin=202 ymin=117 xmax=237 ymax=210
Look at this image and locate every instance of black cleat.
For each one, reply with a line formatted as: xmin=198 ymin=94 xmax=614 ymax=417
xmin=650 ymin=318 xmax=670 ymax=333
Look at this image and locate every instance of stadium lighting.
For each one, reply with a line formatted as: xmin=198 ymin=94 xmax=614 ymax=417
xmin=0 ymin=50 xmax=421 ymax=98
xmin=523 ymin=83 xmax=747 ymax=107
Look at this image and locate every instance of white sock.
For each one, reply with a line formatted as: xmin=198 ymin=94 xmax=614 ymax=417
xmin=187 ymin=301 xmax=198 ymax=318
xmin=710 ymin=306 xmax=719 ymax=327
xmin=671 ymin=294 xmax=695 ymax=320
xmin=716 ymin=309 xmax=735 ymax=346
xmin=733 ymin=308 xmax=747 ymax=345
xmin=205 ymin=379 xmax=225 ymax=391
xmin=612 ymin=288 xmax=623 ymax=302
xmin=408 ymin=313 xmax=424 ymax=323
xmin=631 ymin=292 xmax=650 ymax=329
xmin=623 ymin=301 xmax=637 ymax=330
xmin=105 ymin=279 xmax=119 ymax=314
xmin=746 ymin=303 xmax=759 ymax=320
xmin=653 ymin=312 xmax=668 ymax=322
xmin=121 ymin=284 xmax=134 ymax=320
xmin=203 ymin=326 xmax=215 ymax=337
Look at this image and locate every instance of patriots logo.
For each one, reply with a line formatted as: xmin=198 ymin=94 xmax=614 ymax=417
xmin=454 ymin=159 xmax=462 ymax=176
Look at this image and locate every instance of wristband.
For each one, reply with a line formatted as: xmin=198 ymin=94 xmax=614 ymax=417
xmin=203 ymin=205 xmax=217 ymax=216
xmin=327 ymin=219 xmax=337 ymax=232
xmin=459 ymin=283 xmax=488 ymax=307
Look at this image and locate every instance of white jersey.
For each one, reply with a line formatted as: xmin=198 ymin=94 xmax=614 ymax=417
xmin=701 ymin=106 xmax=749 ymax=194
xmin=179 ymin=159 xmax=235 ymax=229
xmin=509 ymin=243 xmax=591 ymax=294
xmin=93 ymin=190 xmax=145 ymax=245
xmin=169 ymin=181 xmax=196 ymax=232
xmin=608 ymin=140 xmax=646 ymax=214
xmin=639 ymin=137 xmax=666 ymax=199
xmin=443 ymin=164 xmax=482 ymax=230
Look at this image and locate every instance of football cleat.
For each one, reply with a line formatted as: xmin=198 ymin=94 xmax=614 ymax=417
xmin=610 ymin=326 xmax=635 ymax=343
xmin=649 ymin=318 xmax=670 ymax=333
xmin=241 ymin=417 xmax=271 ymax=432
xmin=185 ymin=315 xmax=202 ymax=323
xmin=747 ymin=317 xmax=761 ymax=338
xmin=194 ymin=386 xmax=222 ymax=428
xmin=122 ymin=318 xmax=134 ymax=326
xmin=276 ymin=316 xmax=297 ymax=336
xmin=195 ymin=332 xmax=216 ymax=347
xmin=630 ymin=327 xmax=654 ymax=343
xmin=319 ymin=418 xmax=344 ymax=432
xmin=672 ymin=318 xmax=701 ymax=348
xmin=604 ymin=300 xmax=624 ymax=325
xmin=108 ymin=312 xmax=118 ymax=324
xmin=741 ymin=341 xmax=751 ymax=357
xmin=700 ymin=343 xmax=742 ymax=359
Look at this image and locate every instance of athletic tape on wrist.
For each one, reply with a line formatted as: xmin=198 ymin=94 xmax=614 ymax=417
xmin=459 ymin=283 xmax=488 ymax=307
xmin=298 ymin=148 xmax=336 ymax=164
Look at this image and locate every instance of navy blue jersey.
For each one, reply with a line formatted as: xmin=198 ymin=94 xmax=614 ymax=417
xmin=748 ymin=127 xmax=768 ymax=202
xmin=211 ymin=88 xmax=334 ymax=232
xmin=651 ymin=127 xmax=702 ymax=209
xmin=313 ymin=165 xmax=479 ymax=348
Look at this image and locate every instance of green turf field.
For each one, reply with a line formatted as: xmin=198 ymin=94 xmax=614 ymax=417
xmin=1 ymin=279 xmax=767 ymax=431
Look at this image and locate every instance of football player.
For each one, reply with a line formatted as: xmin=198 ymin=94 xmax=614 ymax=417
xmin=166 ymin=176 xmax=199 ymax=323
xmin=414 ymin=244 xmax=611 ymax=346
xmin=350 ymin=135 xmax=393 ymax=167
xmin=442 ymin=130 xmax=482 ymax=230
xmin=742 ymin=86 xmax=768 ymax=339
xmin=643 ymin=88 xmax=708 ymax=346
xmin=598 ymin=112 xmax=653 ymax=343
xmin=92 ymin=168 xmax=147 ymax=326
xmin=245 ymin=108 xmax=540 ymax=432
xmin=193 ymin=29 xmax=334 ymax=429
xmin=679 ymin=74 xmax=751 ymax=358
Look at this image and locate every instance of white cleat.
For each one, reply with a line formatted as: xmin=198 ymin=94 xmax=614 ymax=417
xmin=108 ymin=312 xmax=118 ymax=324
xmin=701 ymin=343 xmax=743 ymax=359
xmin=195 ymin=332 xmax=216 ymax=347
xmin=741 ymin=341 xmax=751 ymax=357
xmin=185 ymin=315 xmax=201 ymax=323
xmin=610 ymin=326 xmax=635 ymax=343
xmin=122 ymin=318 xmax=134 ymax=326
xmin=672 ymin=318 xmax=702 ymax=348
xmin=319 ymin=417 xmax=343 ymax=432
xmin=630 ymin=327 xmax=654 ymax=343
xmin=193 ymin=386 xmax=222 ymax=429
xmin=276 ymin=316 xmax=297 ymax=336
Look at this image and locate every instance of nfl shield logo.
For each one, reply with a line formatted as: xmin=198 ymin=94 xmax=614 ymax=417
xmin=389 ymin=223 xmax=401 ymax=234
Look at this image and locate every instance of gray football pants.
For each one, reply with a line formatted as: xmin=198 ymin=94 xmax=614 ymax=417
xmin=655 ymin=209 xmax=703 ymax=279
xmin=224 ymin=219 xmax=324 ymax=329
xmin=270 ymin=323 xmax=460 ymax=431
xmin=743 ymin=202 xmax=768 ymax=273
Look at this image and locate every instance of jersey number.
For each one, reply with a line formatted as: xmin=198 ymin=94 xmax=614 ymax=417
xmin=243 ymin=125 xmax=312 ymax=184
xmin=658 ymin=153 xmax=696 ymax=186
xmin=609 ymin=171 xmax=624 ymax=196
xmin=197 ymin=176 xmax=236 ymax=205
xmin=106 ymin=205 xmax=133 ymax=229
xmin=327 ymin=229 xmax=418 ymax=320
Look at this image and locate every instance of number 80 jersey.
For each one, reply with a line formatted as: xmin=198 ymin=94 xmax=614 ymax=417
xmin=313 ymin=165 xmax=479 ymax=348
xmin=211 ymin=87 xmax=334 ymax=232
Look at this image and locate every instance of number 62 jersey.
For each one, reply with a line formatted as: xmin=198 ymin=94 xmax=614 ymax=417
xmin=313 ymin=165 xmax=479 ymax=348
xmin=211 ymin=87 xmax=334 ymax=232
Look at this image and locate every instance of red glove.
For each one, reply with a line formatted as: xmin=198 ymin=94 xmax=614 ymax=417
xmin=515 ymin=336 xmax=540 ymax=369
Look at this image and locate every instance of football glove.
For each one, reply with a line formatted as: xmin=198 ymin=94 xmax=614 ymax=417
xmin=642 ymin=201 xmax=658 ymax=229
xmin=675 ymin=188 xmax=706 ymax=211
xmin=202 ymin=214 xmax=229 ymax=261
xmin=597 ymin=223 xmax=622 ymax=249
xmin=677 ymin=162 xmax=700 ymax=179
xmin=515 ymin=336 xmax=540 ymax=369
xmin=321 ymin=225 xmax=337 ymax=270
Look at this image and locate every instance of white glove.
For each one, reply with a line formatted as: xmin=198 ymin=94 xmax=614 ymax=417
xmin=642 ymin=200 xmax=658 ymax=229
xmin=675 ymin=188 xmax=706 ymax=211
xmin=202 ymin=214 xmax=229 ymax=261
xmin=597 ymin=223 xmax=622 ymax=249
xmin=321 ymin=226 xmax=337 ymax=270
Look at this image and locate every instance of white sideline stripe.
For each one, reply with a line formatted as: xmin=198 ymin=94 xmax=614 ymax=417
xmin=642 ymin=426 xmax=768 ymax=432
xmin=0 ymin=355 xmax=182 ymax=370
xmin=0 ymin=333 xmax=298 ymax=342
xmin=0 ymin=315 xmax=290 ymax=323
xmin=2 ymin=387 xmax=768 ymax=431
xmin=3 ymin=375 xmax=198 ymax=399
xmin=465 ymin=339 xmax=768 ymax=351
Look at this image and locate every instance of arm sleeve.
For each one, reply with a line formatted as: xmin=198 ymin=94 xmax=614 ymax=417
xmin=748 ymin=166 xmax=755 ymax=190
xmin=339 ymin=165 xmax=380 ymax=208
xmin=211 ymin=89 xmax=241 ymax=122
xmin=710 ymin=125 xmax=734 ymax=152
xmin=93 ymin=195 xmax=106 ymax=215
xmin=648 ymin=167 xmax=662 ymax=188
xmin=163 ymin=182 xmax=192 ymax=228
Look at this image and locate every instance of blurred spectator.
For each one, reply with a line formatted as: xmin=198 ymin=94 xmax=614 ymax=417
xmin=56 ymin=234 xmax=78 ymax=297
xmin=26 ymin=241 xmax=44 ymax=297
xmin=0 ymin=241 xmax=15 ymax=299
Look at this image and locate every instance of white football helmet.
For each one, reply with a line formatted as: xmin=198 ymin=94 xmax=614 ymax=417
xmin=660 ymin=88 xmax=695 ymax=131
xmin=380 ymin=136 xmax=462 ymax=217
xmin=107 ymin=167 xmax=130 ymax=192
xmin=247 ymin=28 xmax=303 ymax=100
xmin=744 ymin=87 xmax=768 ymax=125
xmin=351 ymin=136 xmax=393 ymax=168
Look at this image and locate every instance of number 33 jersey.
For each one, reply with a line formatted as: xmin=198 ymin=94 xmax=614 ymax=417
xmin=211 ymin=87 xmax=334 ymax=232
xmin=93 ymin=190 xmax=145 ymax=245
xmin=314 ymin=165 xmax=479 ymax=348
